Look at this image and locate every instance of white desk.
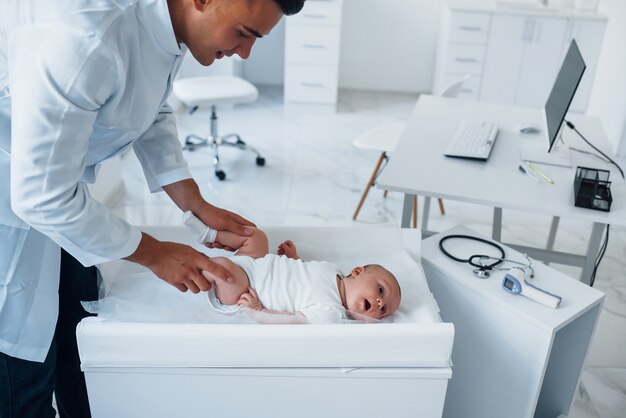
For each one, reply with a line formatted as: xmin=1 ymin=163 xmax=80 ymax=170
xmin=377 ymin=95 xmax=626 ymax=284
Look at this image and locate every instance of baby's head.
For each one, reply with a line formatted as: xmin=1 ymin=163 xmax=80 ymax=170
xmin=341 ymin=264 xmax=401 ymax=320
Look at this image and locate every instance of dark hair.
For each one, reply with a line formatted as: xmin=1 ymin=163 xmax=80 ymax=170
xmin=272 ymin=0 xmax=305 ymax=15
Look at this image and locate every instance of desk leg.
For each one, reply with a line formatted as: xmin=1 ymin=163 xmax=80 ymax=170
xmin=547 ymin=216 xmax=560 ymax=250
xmin=421 ymin=196 xmax=431 ymax=231
xmin=401 ymin=194 xmax=414 ymax=229
xmin=492 ymin=207 xmax=502 ymax=241
xmin=545 ymin=216 xmax=561 ymax=265
xmin=581 ymin=222 xmax=605 ymax=285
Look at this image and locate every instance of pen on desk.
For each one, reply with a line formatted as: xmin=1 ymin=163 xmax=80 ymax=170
xmin=518 ymin=164 xmax=540 ymax=183
xmin=525 ymin=161 xmax=554 ymax=184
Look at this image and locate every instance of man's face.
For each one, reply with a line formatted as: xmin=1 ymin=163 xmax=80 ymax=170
xmin=344 ymin=266 xmax=401 ymax=320
xmin=180 ymin=0 xmax=283 ymax=66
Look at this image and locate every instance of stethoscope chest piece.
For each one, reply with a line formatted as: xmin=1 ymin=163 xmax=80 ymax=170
xmin=473 ymin=268 xmax=490 ymax=279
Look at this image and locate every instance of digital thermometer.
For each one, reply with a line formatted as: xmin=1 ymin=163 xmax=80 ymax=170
xmin=502 ymin=268 xmax=562 ymax=309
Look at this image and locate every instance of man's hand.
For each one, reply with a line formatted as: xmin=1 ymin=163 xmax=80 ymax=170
xmin=237 ymin=286 xmax=263 ymax=310
xmin=194 ymin=203 xmax=256 ymax=251
xmin=277 ymin=240 xmax=300 ymax=259
xmin=162 ymin=179 xmax=255 ymax=250
xmin=125 ymin=233 xmax=232 ymax=293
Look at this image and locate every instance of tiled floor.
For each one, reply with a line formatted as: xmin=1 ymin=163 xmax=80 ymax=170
xmin=104 ymin=86 xmax=625 ymax=417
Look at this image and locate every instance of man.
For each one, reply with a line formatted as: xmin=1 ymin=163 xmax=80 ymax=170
xmin=0 ymin=0 xmax=305 ymax=417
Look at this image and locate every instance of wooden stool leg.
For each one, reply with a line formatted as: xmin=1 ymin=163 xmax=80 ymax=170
xmin=353 ymin=152 xmax=387 ymax=221
xmin=437 ymin=198 xmax=446 ymax=215
xmin=411 ymin=195 xmax=418 ymax=229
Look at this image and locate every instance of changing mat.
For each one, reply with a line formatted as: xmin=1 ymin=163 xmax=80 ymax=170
xmin=77 ymin=226 xmax=454 ymax=368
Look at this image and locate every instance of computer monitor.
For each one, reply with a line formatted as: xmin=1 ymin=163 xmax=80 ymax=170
xmin=545 ymin=39 xmax=586 ymax=153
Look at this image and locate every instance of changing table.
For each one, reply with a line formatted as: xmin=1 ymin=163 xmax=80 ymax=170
xmin=77 ymin=226 xmax=454 ymax=418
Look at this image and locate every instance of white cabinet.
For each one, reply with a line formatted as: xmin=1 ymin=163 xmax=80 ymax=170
xmin=482 ymin=15 xmax=567 ymax=107
xmin=422 ymin=225 xmax=604 ymax=418
xmin=435 ymin=0 xmax=607 ymax=112
xmin=435 ymin=8 xmax=491 ymax=101
xmin=284 ymin=0 xmax=343 ymax=105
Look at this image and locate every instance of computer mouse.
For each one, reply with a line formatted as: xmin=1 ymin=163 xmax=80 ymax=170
xmin=518 ymin=125 xmax=541 ymax=135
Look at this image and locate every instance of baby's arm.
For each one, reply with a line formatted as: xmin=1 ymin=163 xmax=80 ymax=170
xmin=238 ymin=287 xmax=307 ymax=324
xmin=277 ymin=240 xmax=300 ymax=260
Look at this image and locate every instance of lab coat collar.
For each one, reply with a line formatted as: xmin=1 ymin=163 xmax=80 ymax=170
xmin=138 ymin=0 xmax=181 ymax=56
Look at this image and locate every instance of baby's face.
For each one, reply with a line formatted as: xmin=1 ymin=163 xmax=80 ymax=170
xmin=344 ymin=265 xmax=401 ymax=320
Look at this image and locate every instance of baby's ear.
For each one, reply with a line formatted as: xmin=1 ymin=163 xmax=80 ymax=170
xmin=351 ymin=266 xmax=365 ymax=277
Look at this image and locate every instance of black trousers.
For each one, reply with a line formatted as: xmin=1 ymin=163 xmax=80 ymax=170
xmin=0 ymin=249 xmax=97 ymax=418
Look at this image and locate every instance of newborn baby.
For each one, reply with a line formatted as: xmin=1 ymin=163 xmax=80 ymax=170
xmin=185 ymin=213 xmax=401 ymax=323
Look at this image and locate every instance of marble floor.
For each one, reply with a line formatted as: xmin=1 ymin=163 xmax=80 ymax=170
xmin=107 ymin=86 xmax=626 ymax=417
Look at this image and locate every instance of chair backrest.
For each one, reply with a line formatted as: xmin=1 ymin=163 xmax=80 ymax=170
xmin=438 ymin=74 xmax=472 ymax=98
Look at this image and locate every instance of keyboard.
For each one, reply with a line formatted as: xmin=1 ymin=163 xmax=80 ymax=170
xmin=444 ymin=119 xmax=499 ymax=160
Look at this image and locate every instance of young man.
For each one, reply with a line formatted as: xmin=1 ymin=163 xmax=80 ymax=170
xmin=0 ymin=0 xmax=305 ymax=416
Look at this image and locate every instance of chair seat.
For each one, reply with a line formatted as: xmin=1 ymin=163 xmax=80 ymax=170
xmin=173 ymin=76 xmax=259 ymax=107
xmin=352 ymin=122 xmax=407 ymax=153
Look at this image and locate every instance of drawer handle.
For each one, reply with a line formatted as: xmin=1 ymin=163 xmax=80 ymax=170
xmin=303 ymin=14 xmax=328 ymax=19
xmin=302 ymin=44 xmax=326 ymax=49
xmin=455 ymin=57 xmax=478 ymax=63
xmin=459 ymin=26 xmax=483 ymax=32
xmin=301 ymin=82 xmax=325 ymax=88
xmin=461 ymin=88 xmax=473 ymax=93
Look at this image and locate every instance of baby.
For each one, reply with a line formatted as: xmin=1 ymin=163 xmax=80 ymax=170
xmin=185 ymin=213 xmax=401 ymax=323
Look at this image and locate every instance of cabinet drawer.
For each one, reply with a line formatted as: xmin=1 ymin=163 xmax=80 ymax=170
xmin=288 ymin=1 xmax=342 ymax=26
xmin=449 ymin=12 xmax=491 ymax=44
xmin=286 ymin=25 xmax=341 ymax=65
xmin=440 ymin=73 xmax=481 ymax=100
xmin=444 ymin=44 xmax=486 ymax=75
xmin=284 ymin=65 xmax=338 ymax=104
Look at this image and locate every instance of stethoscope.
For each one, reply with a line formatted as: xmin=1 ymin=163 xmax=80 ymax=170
xmin=438 ymin=234 xmax=535 ymax=279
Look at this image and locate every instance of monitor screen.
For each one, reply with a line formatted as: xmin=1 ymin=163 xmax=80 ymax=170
xmin=545 ymin=40 xmax=586 ymax=153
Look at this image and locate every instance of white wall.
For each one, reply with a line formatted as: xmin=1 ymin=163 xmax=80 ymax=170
xmin=587 ymin=0 xmax=626 ymax=157
xmin=338 ymin=0 xmax=441 ymax=93
xmin=620 ymin=119 xmax=626 ymax=156
xmin=243 ymin=18 xmax=286 ymax=84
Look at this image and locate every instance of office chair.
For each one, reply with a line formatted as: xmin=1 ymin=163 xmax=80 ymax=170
xmin=351 ymin=74 xmax=471 ymax=226
xmin=173 ymin=76 xmax=264 ymax=181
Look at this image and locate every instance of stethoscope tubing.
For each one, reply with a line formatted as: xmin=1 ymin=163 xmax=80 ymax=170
xmin=439 ymin=234 xmax=506 ymax=270
xmin=438 ymin=234 xmax=535 ymax=278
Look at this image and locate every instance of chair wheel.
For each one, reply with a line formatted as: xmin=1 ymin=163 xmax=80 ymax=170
xmin=215 ymin=170 xmax=226 ymax=181
xmin=256 ymin=157 xmax=266 ymax=166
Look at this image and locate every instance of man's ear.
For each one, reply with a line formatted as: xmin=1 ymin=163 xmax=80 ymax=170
xmin=351 ymin=266 xmax=365 ymax=277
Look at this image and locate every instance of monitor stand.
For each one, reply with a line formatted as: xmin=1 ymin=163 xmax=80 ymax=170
xmin=519 ymin=133 xmax=573 ymax=167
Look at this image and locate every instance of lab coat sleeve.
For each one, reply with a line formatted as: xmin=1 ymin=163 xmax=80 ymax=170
xmin=132 ymin=102 xmax=192 ymax=193
xmin=9 ymin=25 xmax=142 ymax=266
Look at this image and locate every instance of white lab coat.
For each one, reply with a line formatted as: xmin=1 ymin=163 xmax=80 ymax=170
xmin=0 ymin=0 xmax=192 ymax=361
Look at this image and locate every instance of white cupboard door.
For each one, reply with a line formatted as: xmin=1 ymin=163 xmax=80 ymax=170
xmin=515 ymin=17 xmax=567 ymax=107
xmin=564 ymin=19 xmax=606 ymax=112
xmin=480 ymin=15 xmax=527 ymax=105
